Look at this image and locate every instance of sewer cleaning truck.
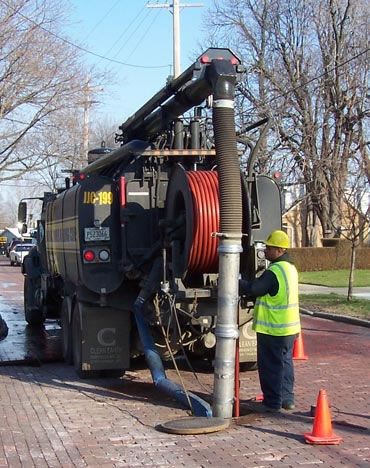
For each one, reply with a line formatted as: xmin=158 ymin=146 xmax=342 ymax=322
xmin=19 ymin=48 xmax=282 ymax=417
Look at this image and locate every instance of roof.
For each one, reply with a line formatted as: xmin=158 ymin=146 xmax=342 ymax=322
xmin=3 ymin=227 xmax=22 ymax=239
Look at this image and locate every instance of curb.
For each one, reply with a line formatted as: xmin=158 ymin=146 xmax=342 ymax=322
xmin=300 ymin=307 xmax=370 ymax=328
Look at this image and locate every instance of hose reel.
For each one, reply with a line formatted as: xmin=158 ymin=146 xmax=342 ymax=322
xmin=165 ymin=165 xmax=255 ymax=281
xmin=165 ymin=165 xmax=220 ymax=278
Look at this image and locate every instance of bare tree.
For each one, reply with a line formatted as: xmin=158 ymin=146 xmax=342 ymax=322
xmin=90 ymin=118 xmax=120 ymax=150
xmin=0 ymin=0 xmax=103 ymax=182
xmin=27 ymin=108 xmax=87 ymax=191
xmin=328 ymin=155 xmax=369 ymax=300
xmin=344 ymin=203 xmax=369 ymax=300
xmin=0 ymin=182 xmax=42 ymax=227
xmin=208 ymin=0 xmax=369 ymax=245
xmin=0 ymin=193 xmax=18 ymax=227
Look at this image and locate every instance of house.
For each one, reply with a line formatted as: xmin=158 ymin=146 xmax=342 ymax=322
xmin=0 ymin=227 xmax=22 ymax=245
xmin=283 ymin=198 xmax=369 ymax=248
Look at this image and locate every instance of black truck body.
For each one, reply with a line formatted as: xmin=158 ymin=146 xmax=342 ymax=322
xmin=20 ymin=48 xmax=282 ymax=380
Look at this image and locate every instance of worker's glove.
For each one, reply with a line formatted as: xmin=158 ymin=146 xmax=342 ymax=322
xmin=239 ymin=279 xmax=250 ymax=296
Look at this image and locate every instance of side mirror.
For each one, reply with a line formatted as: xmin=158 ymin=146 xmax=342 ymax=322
xmin=21 ymin=223 xmax=28 ymax=235
xmin=18 ymin=202 xmax=27 ymax=224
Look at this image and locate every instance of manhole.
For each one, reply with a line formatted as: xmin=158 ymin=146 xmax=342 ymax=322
xmin=157 ymin=416 xmax=230 ymax=435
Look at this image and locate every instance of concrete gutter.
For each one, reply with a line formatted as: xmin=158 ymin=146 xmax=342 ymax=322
xmin=300 ymin=307 xmax=370 ymax=328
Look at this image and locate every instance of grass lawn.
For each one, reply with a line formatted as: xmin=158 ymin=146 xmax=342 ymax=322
xmin=299 ymin=269 xmax=370 ymax=287
xmin=300 ymin=293 xmax=370 ymax=320
xmin=299 ymin=269 xmax=369 ymax=319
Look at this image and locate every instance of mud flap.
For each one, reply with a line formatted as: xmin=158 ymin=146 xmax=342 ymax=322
xmin=77 ymin=303 xmax=131 ymax=372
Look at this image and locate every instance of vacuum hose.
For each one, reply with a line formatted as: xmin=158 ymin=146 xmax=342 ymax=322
xmin=133 ymin=297 xmax=212 ymax=417
xmin=213 ymin=105 xmax=242 ymax=233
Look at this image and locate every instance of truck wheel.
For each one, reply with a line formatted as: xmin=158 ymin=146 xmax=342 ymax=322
xmin=24 ymin=277 xmax=45 ymax=326
xmin=72 ymin=302 xmax=96 ymax=379
xmin=61 ymin=298 xmax=73 ymax=364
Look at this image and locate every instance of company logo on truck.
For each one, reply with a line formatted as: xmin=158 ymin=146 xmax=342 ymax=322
xmin=97 ymin=327 xmax=116 ymax=347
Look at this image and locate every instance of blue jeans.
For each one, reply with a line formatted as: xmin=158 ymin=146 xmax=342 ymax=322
xmin=257 ymin=332 xmax=298 ymax=409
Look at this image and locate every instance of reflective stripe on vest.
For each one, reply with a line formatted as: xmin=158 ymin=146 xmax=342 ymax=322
xmin=253 ymin=261 xmax=301 ymax=336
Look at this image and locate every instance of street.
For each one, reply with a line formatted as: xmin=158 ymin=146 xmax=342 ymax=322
xmin=0 ymin=256 xmax=369 ymax=467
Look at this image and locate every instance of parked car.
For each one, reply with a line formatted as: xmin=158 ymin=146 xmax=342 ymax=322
xmin=9 ymin=244 xmax=34 ymax=266
xmin=6 ymin=239 xmax=22 ymax=257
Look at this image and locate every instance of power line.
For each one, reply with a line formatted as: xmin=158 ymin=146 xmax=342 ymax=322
xmin=103 ymin=6 xmax=148 ymax=58
xmin=123 ymin=8 xmax=163 ymax=61
xmin=147 ymin=0 xmax=204 ymax=78
xmin=0 ymin=0 xmax=171 ymax=69
xmin=112 ymin=7 xmax=155 ymax=59
xmin=83 ymin=0 xmax=121 ymax=41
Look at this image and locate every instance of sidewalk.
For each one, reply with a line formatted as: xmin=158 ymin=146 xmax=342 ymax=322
xmin=299 ymin=283 xmax=370 ymax=300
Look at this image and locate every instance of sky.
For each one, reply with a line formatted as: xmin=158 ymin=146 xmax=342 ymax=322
xmin=66 ymin=0 xmax=212 ymax=127
xmin=0 ymin=1 xmax=213 ymax=209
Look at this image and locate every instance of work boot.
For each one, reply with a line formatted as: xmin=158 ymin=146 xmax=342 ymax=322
xmin=246 ymin=400 xmax=281 ymax=413
xmin=282 ymin=401 xmax=295 ymax=410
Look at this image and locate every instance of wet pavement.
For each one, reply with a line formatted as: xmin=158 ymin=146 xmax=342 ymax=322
xmin=0 ymin=257 xmax=62 ymax=365
xmin=0 ymin=255 xmax=369 ymax=467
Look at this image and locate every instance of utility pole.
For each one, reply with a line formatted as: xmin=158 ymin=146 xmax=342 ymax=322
xmin=147 ymin=1 xmax=203 ymax=78
xmin=81 ymin=78 xmax=102 ymax=165
xmin=82 ymin=81 xmax=90 ymax=162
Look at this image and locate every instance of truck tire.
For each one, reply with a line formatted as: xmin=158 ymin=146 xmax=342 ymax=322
xmin=24 ymin=277 xmax=45 ymax=326
xmin=61 ymin=297 xmax=73 ymax=364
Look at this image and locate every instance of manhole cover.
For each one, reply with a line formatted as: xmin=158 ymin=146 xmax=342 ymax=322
xmin=157 ymin=416 xmax=230 ymax=435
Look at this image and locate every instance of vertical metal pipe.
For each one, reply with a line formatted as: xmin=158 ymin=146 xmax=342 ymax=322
xmin=190 ymin=119 xmax=200 ymax=149
xmin=208 ymin=60 xmax=243 ymax=419
xmin=174 ymin=119 xmax=184 ymax=149
xmin=213 ymin=240 xmax=241 ymax=418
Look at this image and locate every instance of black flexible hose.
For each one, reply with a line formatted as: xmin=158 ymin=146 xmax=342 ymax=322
xmin=213 ymin=107 xmax=242 ymax=234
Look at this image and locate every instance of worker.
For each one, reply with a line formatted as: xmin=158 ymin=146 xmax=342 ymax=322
xmin=240 ymin=230 xmax=300 ymax=413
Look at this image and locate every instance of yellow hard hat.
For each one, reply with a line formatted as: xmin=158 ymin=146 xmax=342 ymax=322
xmin=265 ymin=230 xmax=290 ymax=249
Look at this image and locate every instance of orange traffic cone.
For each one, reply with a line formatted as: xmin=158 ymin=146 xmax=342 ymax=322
xmin=304 ymin=389 xmax=343 ymax=445
xmin=293 ymin=333 xmax=308 ymax=360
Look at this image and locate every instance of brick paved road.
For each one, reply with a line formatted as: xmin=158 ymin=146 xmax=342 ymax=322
xmin=0 ymin=257 xmax=369 ymax=467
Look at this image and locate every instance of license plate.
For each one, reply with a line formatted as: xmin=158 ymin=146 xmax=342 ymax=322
xmin=84 ymin=227 xmax=110 ymax=242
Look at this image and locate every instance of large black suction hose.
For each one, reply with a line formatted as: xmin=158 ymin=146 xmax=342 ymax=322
xmin=213 ymin=106 xmax=243 ymax=232
xmin=207 ymin=60 xmax=243 ymax=419
xmin=132 ymin=260 xmax=212 ymax=417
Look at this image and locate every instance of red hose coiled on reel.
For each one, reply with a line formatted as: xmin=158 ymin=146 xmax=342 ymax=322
xmin=186 ymin=171 xmax=219 ymax=273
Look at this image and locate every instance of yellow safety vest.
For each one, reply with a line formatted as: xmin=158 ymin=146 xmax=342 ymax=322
xmin=253 ymin=261 xmax=301 ymax=336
